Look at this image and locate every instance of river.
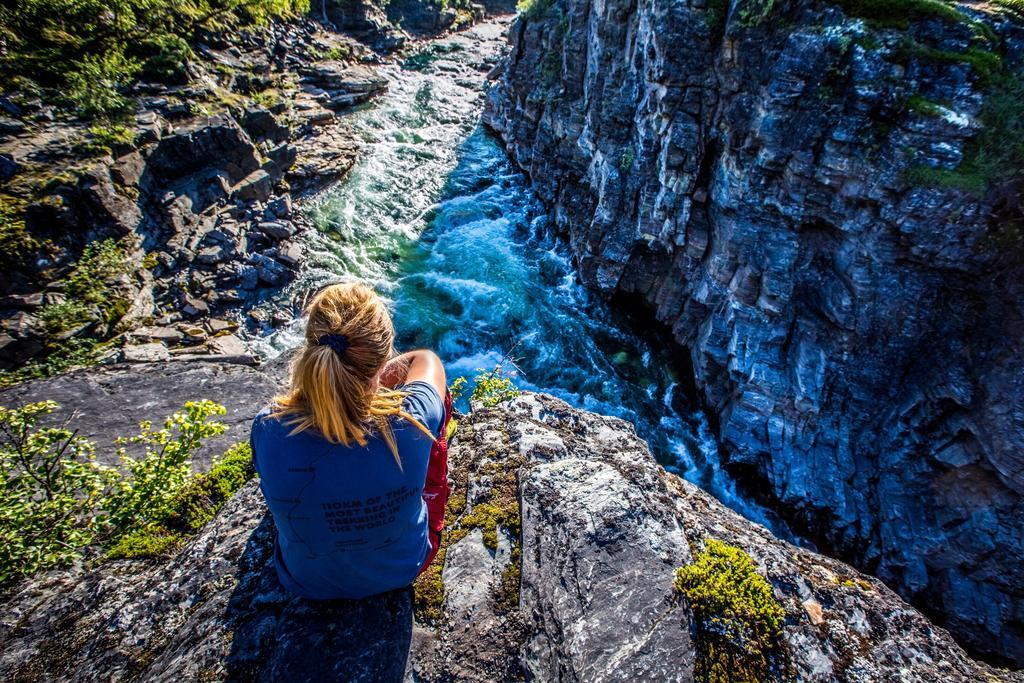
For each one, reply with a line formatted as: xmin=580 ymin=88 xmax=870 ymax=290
xmin=252 ymin=18 xmax=788 ymax=534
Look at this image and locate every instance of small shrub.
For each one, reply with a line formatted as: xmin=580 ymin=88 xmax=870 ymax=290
xmin=162 ymin=441 xmax=255 ymax=534
xmin=104 ymin=400 xmax=228 ymax=532
xmin=737 ymin=0 xmax=774 ymax=27
xmin=619 ymin=148 xmax=636 ymax=174
xmin=449 ymin=376 xmax=468 ymax=401
xmin=470 ymin=365 xmax=520 ymax=407
xmin=37 ymin=238 xmax=132 ymax=335
xmin=704 ymin=0 xmax=729 ymax=35
xmin=0 ymin=401 xmax=113 ymax=585
xmin=140 ymin=34 xmax=192 ymax=84
xmin=63 ymin=52 xmax=139 ymax=118
xmin=0 ymin=399 xmax=239 ymax=584
xmin=0 ymin=194 xmax=38 ymax=266
xmin=674 ymin=539 xmax=786 ymax=683
xmin=36 ymin=299 xmax=92 ymax=334
xmin=82 ymin=122 xmax=137 ymax=157
xmin=107 ymin=441 xmax=255 ymax=559
xmin=517 ymin=0 xmax=556 ymax=21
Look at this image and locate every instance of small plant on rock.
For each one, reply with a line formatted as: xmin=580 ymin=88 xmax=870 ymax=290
xmin=674 ymin=539 xmax=786 ymax=683
xmin=104 ymin=400 xmax=228 ymax=532
xmin=470 ymin=366 xmax=520 ymax=407
xmin=0 ymin=401 xmax=112 ymax=585
xmin=0 ymin=398 xmax=243 ymax=584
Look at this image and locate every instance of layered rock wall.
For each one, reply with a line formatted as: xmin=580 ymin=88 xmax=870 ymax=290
xmin=485 ymin=0 xmax=1024 ymax=664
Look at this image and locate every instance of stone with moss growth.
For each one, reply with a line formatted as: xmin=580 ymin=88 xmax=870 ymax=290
xmin=106 ymin=524 xmax=183 ymax=560
xmin=0 ymin=388 xmax=1015 ymax=681
xmin=106 ymin=442 xmax=257 ymax=560
xmin=674 ymin=539 xmax=786 ymax=683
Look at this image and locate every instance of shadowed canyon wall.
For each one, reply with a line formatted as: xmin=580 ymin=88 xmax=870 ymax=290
xmin=485 ymin=0 xmax=1024 ymax=665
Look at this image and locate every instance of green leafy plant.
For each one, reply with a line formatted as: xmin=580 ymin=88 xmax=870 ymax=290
xmin=82 ymin=122 xmax=137 ymax=156
xmin=674 ymin=539 xmax=786 ymax=683
xmin=0 ymin=401 xmax=112 ymax=585
xmin=737 ymin=0 xmax=774 ymax=27
xmin=517 ymin=0 xmax=556 ymax=21
xmin=619 ymin=148 xmax=636 ymax=174
xmin=0 ymin=399 xmax=238 ymax=584
xmin=470 ymin=366 xmax=520 ymax=407
xmin=36 ymin=238 xmax=132 ymax=335
xmin=107 ymin=441 xmax=254 ymax=559
xmin=104 ymin=400 xmax=228 ymax=532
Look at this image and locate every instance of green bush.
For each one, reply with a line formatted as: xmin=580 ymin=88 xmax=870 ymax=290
xmin=107 ymin=441 xmax=254 ymax=559
xmin=737 ymin=0 xmax=774 ymax=27
xmin=104 ymin=400 xmax=228 ymax=531
xmin=470 ymin=365 xmax=521 ymax=407
xmin=82 ymin=122 xmax=137 ymax=157
xmin=517 ymin=0 xmax=556 ymax=21
xmin=674 ymin=539 xmax=786 ymax=683
xmin=36 ymin=238 xmax=132 ymax=335
xmin=0 ymin=401 xmax=112 ymax=585
xmin=140 ymin=34 xmax=193 ymax=84
xmin=0 ymin=399 xmax=237 ymax=584
xmin=0 ymin=0 xmax=310 ymax=118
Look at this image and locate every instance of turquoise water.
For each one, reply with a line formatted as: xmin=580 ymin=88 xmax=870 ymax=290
xmin=254 ymin=23 xmax=787 ymax=532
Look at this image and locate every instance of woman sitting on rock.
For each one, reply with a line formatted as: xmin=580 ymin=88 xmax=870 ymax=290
xmin=250 ymin=281 xmax=451 ymax=600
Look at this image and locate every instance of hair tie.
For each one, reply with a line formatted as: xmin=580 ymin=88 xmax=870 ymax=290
xmin=318 ymin=333 xmax=350 ymax=358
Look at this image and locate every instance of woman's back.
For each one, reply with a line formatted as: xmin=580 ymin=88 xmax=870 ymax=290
xmin=250 ymin=281 xmax=448 ymax=601
xmin=252 ymin=381 xmax=443 ymax=600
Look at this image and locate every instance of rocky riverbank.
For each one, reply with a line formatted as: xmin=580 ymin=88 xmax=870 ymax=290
xmin=0 ymin=1 xmax=506 ymax=381
xmin=0 ymin=360 xmax=1017 ymax=682
xmin=484 ymin=0 xmax=1024 ymax=666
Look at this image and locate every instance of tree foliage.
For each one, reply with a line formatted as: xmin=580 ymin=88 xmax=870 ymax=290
xmin=0 ymin=0 xmax=310 ymax=116
xmin=0 ymin=399 xmax=237 ymax=585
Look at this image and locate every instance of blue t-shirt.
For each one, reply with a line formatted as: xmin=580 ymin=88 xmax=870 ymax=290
xmin=250 ymin=381 xmax=444 ymax=600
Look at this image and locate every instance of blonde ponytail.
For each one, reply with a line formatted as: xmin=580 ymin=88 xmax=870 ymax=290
xmin=271 ymin=282 xmax=433 ymax=465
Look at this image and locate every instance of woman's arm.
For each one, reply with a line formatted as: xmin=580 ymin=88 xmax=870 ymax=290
xmin=379 ymin=350 xmax=446 ymax=398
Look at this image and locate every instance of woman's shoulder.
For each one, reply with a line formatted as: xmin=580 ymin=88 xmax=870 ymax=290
xmin=399 ymin=381 xmax=444 ymax=435
xmin=251 ymin=406 xmax=285 ymax=436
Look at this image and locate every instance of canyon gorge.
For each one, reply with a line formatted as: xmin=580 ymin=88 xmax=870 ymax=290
xmin=0 ymin=0 xmax=1022 ymax=678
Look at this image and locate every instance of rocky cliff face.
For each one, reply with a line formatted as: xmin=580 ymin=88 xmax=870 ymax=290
xmin=484 ymin=0 xmax=1024 ymax=666
xmin=0 ymin=365 xmax=1015 ymax=682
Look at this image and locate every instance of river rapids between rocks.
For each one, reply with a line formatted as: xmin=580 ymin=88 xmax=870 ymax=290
xmin=251 ymin=19 xmax=790 ymax=535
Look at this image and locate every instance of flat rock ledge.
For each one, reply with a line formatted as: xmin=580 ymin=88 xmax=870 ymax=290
xmin=0 ymin=386 xmax=1019 ymax=682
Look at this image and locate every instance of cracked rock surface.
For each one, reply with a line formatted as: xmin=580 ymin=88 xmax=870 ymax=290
xmin=0 ymin=366 xmax=1015 ymax=681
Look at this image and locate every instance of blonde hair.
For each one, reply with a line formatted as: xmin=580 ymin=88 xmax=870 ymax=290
xmin=271 ymin=282 xmax=433 ymax=465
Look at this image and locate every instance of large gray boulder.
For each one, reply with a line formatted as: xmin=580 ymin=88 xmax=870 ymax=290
xmin=0 ymin=371 xmax=1016 ymax=681
xmin=0 ymin=360 xmax=281 ymax=469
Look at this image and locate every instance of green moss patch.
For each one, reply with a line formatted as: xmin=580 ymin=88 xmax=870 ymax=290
xmin=674 ymin=539 xmax=786 ymax=683
xmin=905 ymin=70 xmax=1024 ymax=195
xmin=412 ymin=447 xmax=525 ymax=625
xmin=836 ymin=0 xmax=972 ymax=29
xmin=106 ymin=442 xmax=256 ymax=560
